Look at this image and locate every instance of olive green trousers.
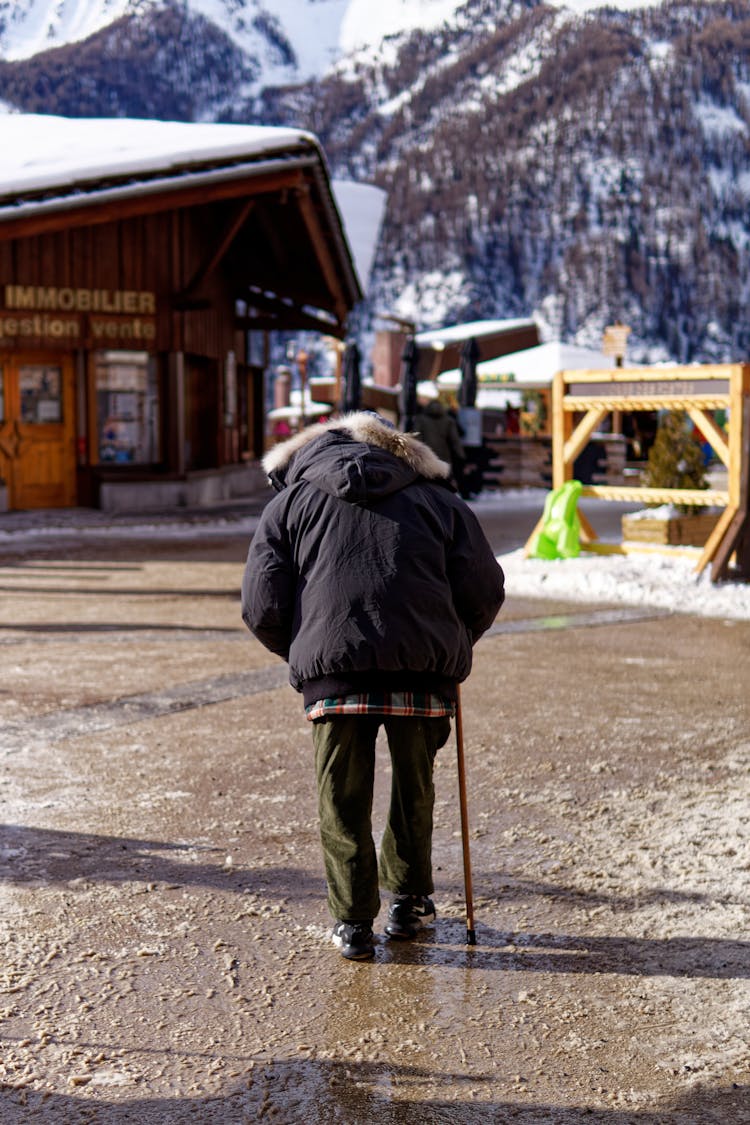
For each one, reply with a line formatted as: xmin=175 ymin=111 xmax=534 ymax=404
xmin=311 ymin=714 xmax=452 ymax=922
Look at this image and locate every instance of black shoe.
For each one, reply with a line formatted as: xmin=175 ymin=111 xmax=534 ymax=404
xmin=331 ymin=921 xmax=375 ymax=961
xmin=384 ymin=895 xmax=436 ymax=940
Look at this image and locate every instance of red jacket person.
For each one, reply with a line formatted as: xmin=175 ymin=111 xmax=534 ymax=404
xmin=242 ymin=411 xmax=505 ymax=961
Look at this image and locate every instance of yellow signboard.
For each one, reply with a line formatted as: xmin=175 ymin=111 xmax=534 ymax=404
xmin=0 ymin=285 xmax=158 ymax=348
xmin=602 ymin=323 xmax=631 ymax=358
xmin=4 ymin=285 xmax=156 ymax=315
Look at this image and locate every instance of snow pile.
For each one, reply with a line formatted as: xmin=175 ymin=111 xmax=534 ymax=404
xmin=1 ymin=488 xmax=747 ymax=621
xmin=499 ymin=547 xmax=750 ymax=621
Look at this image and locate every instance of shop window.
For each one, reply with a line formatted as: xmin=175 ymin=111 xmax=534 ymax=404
xmin=95 ymin=351 xmax=160 ymax=464
xmin=20 ymin=365 xmax=62 ymax=423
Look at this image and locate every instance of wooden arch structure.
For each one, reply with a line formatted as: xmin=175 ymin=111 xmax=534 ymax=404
xmin=543 ymin=363 xmax=750 ymax=581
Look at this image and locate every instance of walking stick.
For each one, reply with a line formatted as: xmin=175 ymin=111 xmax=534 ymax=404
xmin=455 ymin=685 xmax=477 ymax=945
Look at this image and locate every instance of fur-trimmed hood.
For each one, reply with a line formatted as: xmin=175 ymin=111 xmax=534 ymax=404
xmin=263 ymin=412 xmax=451 ymax=503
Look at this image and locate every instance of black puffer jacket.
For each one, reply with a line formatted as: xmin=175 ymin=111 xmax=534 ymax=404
xmin=413 ymin=400 xmax=465 ymax=467
xmin=242 ymin=413 xmax=505 ymax=706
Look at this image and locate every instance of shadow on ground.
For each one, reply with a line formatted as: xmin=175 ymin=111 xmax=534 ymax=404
xmin=0 ymin=823 xmax=320 ymax=898
xmin=0 ymin=1063 xmax=744 ymax=1124
xmin=381 ymin=922 xmax=750 ymax=980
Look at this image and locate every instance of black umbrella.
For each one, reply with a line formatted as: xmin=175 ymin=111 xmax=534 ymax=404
xmin=459 ymin=336 xmax=480 ymax=408
xmin=341 ymin=341 xmax=362 ymax=413
xmin=400 ymin=336 xmax=420 ymax=430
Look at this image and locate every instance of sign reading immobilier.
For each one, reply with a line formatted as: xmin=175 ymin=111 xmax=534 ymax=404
xmin=0 ymin=285 xmax=158 ymax=347
xmin=4 ymin=286 xmax=156 ymax=314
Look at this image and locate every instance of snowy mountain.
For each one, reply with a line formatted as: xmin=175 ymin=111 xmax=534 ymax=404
xmin=1 ymin=0 xmax=749 ymax=363
xmin=0 ymin=0 xmax=474 ymax=77
xmin=259 ymin=0 xmax=750 ymax=362
xmin=0 ymin=0 xmax=493 ymax=120
xmin=0 ymin=0 xmax=692 ymax=81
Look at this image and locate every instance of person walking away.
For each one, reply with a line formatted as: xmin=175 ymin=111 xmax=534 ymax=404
xmin=241 ymin=411 xmax=505 ymax=961
xmin=413 ymin=381 xmax=466 ymax=490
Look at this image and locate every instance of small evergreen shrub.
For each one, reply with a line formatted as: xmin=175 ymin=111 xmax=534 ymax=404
xmin=644 ymin=410 xmax=707 ymax=513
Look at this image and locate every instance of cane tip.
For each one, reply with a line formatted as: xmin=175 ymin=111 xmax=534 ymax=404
xmin=466 ymin=928 xmax=477 ymax=946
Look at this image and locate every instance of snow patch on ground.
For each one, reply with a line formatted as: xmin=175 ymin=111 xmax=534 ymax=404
xmin=498 ymin=547 xmax=750 ymax=621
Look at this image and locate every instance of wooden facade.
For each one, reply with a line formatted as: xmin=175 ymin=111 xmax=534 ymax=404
xmin=0 ymin=126 xmax=361 ymax=511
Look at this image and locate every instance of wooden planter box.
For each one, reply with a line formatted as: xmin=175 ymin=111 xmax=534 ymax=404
xmin=622 ymin=511 xmax=721 ymax=547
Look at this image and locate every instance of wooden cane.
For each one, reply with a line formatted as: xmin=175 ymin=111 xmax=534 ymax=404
xmin=455 ymin=685 xmax=477 ymax=945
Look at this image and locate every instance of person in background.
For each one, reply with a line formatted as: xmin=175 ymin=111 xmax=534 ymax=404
xmin=241 ymin=411 xmax=505 ymax=961
xmin=413 ymin=381 xmax=466 ymax=489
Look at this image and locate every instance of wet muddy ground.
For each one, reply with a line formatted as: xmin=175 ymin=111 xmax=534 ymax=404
xmin=0 ymin=502 xmax=748 ymax=1123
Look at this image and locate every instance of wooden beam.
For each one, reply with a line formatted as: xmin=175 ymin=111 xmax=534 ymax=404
xmin=736 ymin=511 xmax=750 ymax=578
xmin=239 ymin=274 xmax=342 ymax=314
xmin=710 ymin=507 xmax=748 ymax=580
xmin=562 ymin=406 xmax=609 ymax=466
xmin=0 ymin=169 xmax=306 ymax=242
xmin=695 ymin=504 xmax=738 ymax=576
xmin=236 ymin=309 xmax=343 ymax=337
xmin=176 ymin=198 xmax=255 ymax=302
xmin=562 ymin=363 xmax=741 ymax=383
xmin=171 ymin=209 xmax=183 ymax=353
xmin=581 ymin=540 xmax=704 ymax=560
xmin=728 ymin=367 xmax=746 ymax=509
xmin=578 ymin=510 xmax=598 ymax=543
xmin=581 ymin=485 xmax=729 ymax=506
xmin=551 ymin=369 xmax=568 ymax=489
xmin=685 ymin=406 xmax=730 ymax=467
xmin=237 ymin=286 xmax=339 ymax=327
xmin=523 ymin=514 xmax=545 ymax=557
xmin=564 ymin=395 xmax=731 ymax=412
xmin=294 ymin=187 xmax=350 ymax=326
xmin=711 ymin=393 xmax=750 ymax=579
xmin=253 ymin=199 xmax=289 ymax=270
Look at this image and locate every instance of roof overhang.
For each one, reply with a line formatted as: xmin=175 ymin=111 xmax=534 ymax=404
xmin=413 ymin=318 xmax=541 ymax=378
xmin=0 ymin=116 xmax=362 ymax=335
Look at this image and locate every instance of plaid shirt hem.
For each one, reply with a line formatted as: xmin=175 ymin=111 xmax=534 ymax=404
xmin=305 ymin=691 xmax=455 ymax=722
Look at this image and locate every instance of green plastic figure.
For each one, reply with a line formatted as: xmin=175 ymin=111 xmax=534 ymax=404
xmin=528 ymin=479 xmax=583 ymax=560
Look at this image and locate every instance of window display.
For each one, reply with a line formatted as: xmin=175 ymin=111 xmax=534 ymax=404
xmin=95 ymin=351 xmax=160 ymax=464
xmin=20 ymin=365 xmax=62 ymax=423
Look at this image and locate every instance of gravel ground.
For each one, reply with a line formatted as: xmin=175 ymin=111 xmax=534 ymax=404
xmin=0 ymin=498 xmax=747 ymax=1123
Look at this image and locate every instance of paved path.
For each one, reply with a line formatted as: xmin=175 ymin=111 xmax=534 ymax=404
xmin=0 ymin=506 xmax=747 ymax=1122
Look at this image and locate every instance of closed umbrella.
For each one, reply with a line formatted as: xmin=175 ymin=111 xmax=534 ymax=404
xmin=459 ymin=336 xmax=480 ymax=408
xmin=341 ymin=341 xmax=362 ymax=413
xmin=400 ymin=336 xmax=420 ymax=431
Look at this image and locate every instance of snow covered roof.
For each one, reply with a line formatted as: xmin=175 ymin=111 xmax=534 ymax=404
xmin=0 ymin=114 xmax=317 ymax=200
xmin=0 ymin=113 xmax=386 ymax=321
xmin=438 ymin=341 xmax=617 ymax=388
xmin=409 ymin=317 xmax=540 ymax=380
xmin=415 ymin=317 xmax=537 ymax=347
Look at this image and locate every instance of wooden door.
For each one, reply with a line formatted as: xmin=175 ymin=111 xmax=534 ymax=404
xmin=0 ymin=354 xmax=76 ymax=509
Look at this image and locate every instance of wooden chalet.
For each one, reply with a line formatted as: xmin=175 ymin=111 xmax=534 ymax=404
xmin=0 ymin=116 xmax=362 ymax=511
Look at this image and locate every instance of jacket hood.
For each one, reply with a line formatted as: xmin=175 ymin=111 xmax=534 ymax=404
xmin=262 ymin=412 xmax=451 ymax=503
